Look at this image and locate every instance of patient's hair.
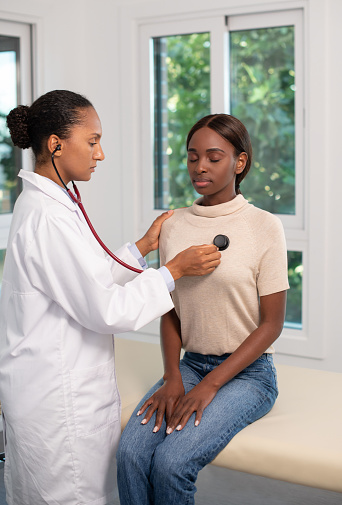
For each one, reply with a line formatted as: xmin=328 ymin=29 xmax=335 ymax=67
xmin=186 ymin=114 xmax=252 ymax=194
xmin=6 ymin=90 xmax=93 ymax=159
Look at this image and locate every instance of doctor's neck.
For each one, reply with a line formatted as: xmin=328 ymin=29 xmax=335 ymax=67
xmin=34 ymin=162 xmax=69 ymax=188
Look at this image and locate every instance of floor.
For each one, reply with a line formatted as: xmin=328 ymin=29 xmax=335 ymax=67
xmin=0 ymin=460 xmax=341 ymax=504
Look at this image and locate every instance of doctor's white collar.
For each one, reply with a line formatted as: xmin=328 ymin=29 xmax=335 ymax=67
xmin=18 ymin=169 xmax=78 ymax=211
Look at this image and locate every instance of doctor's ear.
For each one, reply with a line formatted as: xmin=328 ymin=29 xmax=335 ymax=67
xmin=48 ymin=135 xmax=62 ymax=156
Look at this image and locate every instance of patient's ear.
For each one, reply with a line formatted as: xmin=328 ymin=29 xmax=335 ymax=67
xmin=235 ymin=152 xmax=248 ymax=174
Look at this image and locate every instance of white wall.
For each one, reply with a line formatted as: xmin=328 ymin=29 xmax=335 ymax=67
xmin=0 ymin=0 xmax=124 ymax=249
xmin=1 ymin=0 xmax=341 ymax=372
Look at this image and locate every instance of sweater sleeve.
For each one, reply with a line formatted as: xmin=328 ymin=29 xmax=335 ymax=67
xmin=255 ymin=213 xmax=290 ymax=296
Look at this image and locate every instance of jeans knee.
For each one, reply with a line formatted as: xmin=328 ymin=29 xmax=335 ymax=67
xmin=151 ymin=449 xmax=198 ymax=500
xmin=117 ymin=432 xmax=136 ymax=468
xmin=152 ymin=448 xmax=185 ymax=480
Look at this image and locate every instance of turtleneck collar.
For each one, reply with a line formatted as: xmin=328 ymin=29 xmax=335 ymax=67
xmin=191 ymin=194 xmax=248 ymax=218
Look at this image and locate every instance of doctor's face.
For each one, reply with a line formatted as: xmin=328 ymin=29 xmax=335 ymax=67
xmin=187 ymin=126 xmax=246 ymax=206
xmin=56 ymin=107 xmax=105 ymax=184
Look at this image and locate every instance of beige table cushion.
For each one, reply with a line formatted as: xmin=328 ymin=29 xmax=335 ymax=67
xmin=115 ymin=338 xmax=342 ymax=492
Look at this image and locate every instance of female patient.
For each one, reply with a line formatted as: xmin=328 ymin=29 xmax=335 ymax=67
xmin=117 ymin=114 xmax=289 ymax=505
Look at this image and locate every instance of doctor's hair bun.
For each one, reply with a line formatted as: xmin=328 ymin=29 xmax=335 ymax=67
xmin=6 ymin=90 xmax=93 ymax=158
xmin=6 ymin=105 xmax=32 ymax=149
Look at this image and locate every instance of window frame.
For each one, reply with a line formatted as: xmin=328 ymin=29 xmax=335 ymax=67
xmin=138 ymin=16 xmax=227 ymax=230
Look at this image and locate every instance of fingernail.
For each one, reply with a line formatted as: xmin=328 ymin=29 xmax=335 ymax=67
xmin=141 ymin=419 xmax=147 ymax=425
xmin=137 ymin=410 xmax=141 ymax=416
xmin=176 ymin=424 xmax=182 ymax=431
xmin=153 ymin=426 xmax=159 ymax=433
xmin=166 ymin=427 xmax=172 ymax=435
xmin=195 ymin=420 xmax=199 ymax=427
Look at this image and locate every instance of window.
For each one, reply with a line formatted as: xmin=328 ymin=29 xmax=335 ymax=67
xmin=153 ymin=32 xmax=211 ymax=210
xmin=0 ymin=20 xmax=32 ymax=289
xmin=120 ymin=4 xmax=325 ymax=358
xmin=139 ymin=16 xmax=226 ymax=226
xmin=140 ymin=11 xmax=306 ymax=331
xmin=286 ymin=251 xmax=303 ymax=329
xmin=0 ymin=35 xmax=21 ymax=215
xmin=229 ymin=25 xmax=295 ymax=215
xmin=148 ymin=12 xmax=303 ymax=224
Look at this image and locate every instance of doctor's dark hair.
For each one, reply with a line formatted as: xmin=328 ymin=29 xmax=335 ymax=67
xmin=6 ymin=90 xmax=93 ymax=158
xmin=186 ymin=114 xmax=252 ymax=195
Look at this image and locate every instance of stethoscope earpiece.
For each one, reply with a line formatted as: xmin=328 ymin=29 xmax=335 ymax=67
xmin=52 ymin=144 xmax=61 ymax=155
xmin=213 ymin=234 xmax=230 ymax=251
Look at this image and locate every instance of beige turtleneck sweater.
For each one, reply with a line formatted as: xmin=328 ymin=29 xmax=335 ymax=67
xmin=159 ymin=195 xmax=289 ymax=355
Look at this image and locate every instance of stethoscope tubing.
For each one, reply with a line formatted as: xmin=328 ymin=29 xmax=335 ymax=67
xmin=51 ymin=152 xmax=143 ymax=274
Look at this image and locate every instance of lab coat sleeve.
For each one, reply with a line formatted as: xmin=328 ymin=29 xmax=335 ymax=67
xmin=23 ymin=213 xmax=174 ymax=334
xmin=105 ymin=243 xmax=144 ymax=286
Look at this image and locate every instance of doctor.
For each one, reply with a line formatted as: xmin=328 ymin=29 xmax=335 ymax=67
xmin=0 ymin=89 xmax=221 ymax=505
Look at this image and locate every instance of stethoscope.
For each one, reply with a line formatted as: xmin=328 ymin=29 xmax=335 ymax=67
xmin=51 ymin=145 xmax=143 ymax=273
xmin=51 ymin=145 xmax=230 ymax=274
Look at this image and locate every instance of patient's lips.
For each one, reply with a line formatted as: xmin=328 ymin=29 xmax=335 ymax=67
xmin=193 ymin=178 xmax=211 ymax=188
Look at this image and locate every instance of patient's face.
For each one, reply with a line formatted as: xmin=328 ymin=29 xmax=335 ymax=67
xmin=187 ymin=127 xmax=244 ymax=206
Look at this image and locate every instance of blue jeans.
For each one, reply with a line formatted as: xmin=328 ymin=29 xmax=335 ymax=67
xmin=117 ymin=352 xmax=278 ymax=505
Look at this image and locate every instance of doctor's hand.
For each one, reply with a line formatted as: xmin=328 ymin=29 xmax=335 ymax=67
xmin=137 ymin=374 xmax=185 ymax=433
xmin=135 ymin=210 xmax=174 ymax=257
xmin=165 ymin=244 xmax=221 ymax=281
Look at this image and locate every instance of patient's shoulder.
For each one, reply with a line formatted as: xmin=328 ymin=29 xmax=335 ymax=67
xmin=161 ymin=206 xmax=190 ymax=231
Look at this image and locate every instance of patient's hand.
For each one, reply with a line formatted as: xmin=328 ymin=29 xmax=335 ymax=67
xmin=137 ymin=374 xmax=185 ymax=433
xmin=165 ymin=380 xmax=218 ymax=434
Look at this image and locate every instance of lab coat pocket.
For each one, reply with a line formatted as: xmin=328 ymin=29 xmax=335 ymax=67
xmin=70 ymin=358 xmax=119 ymax=438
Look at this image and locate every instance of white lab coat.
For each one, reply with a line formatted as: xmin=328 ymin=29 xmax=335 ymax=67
xmin=0 ymin=170 xmax=173 ymax=505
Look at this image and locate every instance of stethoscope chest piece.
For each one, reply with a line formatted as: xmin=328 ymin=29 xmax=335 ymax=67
xmin=213 ymin=234 xmax=230 ymax=251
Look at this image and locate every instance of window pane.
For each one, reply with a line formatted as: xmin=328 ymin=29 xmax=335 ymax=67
xmin=145 ymin=250 xmax=159 ymax=270
xmin=230 ymin=26 xmax=295 ymax=215
xmin=285 ymin=251 xmax=302 ymax=329
xmin=153 ymin=33 xmax=211 ymax=210
xmin=0 ymin=36 xmax=22 ymax=214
